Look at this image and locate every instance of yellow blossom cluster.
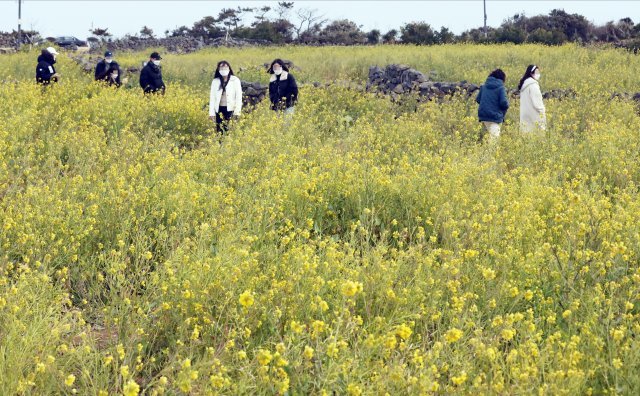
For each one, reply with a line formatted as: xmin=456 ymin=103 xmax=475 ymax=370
xmin=1 ymin=44 xmax=640 ymax=394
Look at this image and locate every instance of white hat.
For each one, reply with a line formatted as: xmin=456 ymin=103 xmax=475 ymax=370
xmin=46 ymin=47 xmax=59 ymax=55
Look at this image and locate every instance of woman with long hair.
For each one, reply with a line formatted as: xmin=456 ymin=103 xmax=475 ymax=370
xmin=267 ymin=59 xmax=298 ymax=115
xmin=209 ymin=60 xmax=243 ymax=134
xmin=518 ymin=64 xmax=546 ymax=132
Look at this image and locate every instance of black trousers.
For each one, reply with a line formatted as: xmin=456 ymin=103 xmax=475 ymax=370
xmin=216 ymin=106 xmax=234 ymax=134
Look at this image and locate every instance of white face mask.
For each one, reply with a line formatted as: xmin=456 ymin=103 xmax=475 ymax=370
xmin=105 ymin=58 xmax=113 ymax=64
xmin=152 ymin=60 xmax=161 ymax=66
xmin=219 ymin=69 xmax=229 ymax=77
xmin=273 ymin=66 xmax=283 ymax=75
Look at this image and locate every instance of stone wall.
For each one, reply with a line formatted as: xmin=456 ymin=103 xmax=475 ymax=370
xmin=366 ymin=64 xmax=480 ymax=102
xmin=367 ymin=64 xmax=586 ymax=102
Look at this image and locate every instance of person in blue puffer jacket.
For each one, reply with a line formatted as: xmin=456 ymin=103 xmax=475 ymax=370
xmin=476 ymin=68 xmax=510 ymax=140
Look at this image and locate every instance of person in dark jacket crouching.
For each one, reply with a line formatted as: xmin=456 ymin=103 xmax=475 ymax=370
xmin=95 ymin=51 xmax=122 ymax=87
xmin=36 ymin=47 xmax=60 ymax=85
xmin=140 ymin=52 xmax=165 ymax=95
xmin=268 ymin=59 xmax=298 ymax=115
xmin=476 ymin=68 xmax=510 ymax=141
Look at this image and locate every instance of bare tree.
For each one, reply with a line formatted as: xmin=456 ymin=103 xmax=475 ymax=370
xmin=254 ymin=6 xmax=272 ymax=24
xmin=294 ymin=8 xmax=327 ymax=39
xmin=236 ymin=7 xmax=255 ymax=29
xmin=216 ymin=7 xmax=253 ymax=36
xmin=277 ymin=2 xmax=294 ymax=19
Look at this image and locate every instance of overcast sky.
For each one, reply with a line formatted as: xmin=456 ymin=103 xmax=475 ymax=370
xmin=0 ymin=1 xmax=638 ymax=39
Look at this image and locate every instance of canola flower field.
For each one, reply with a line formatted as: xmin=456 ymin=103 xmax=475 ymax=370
xmin=1 ymin=44 xmax=640 ymax=395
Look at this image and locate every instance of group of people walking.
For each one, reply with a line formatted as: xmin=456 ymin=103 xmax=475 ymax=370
xmin=207 ymin=58 xmax=299 ymax=133
xmin=34 ymin=48 xmax=299 ymax=134
xmin=36 ymin=46 xmax=544 ymax=136
xmin=476 ymin=65 xmax=547 ymax=138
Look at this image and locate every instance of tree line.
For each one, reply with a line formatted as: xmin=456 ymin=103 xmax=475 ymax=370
xmin=2 ymin=3 xmax=640 ymax=50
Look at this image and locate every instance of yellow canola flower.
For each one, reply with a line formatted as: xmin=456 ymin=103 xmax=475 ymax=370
xmin=395 ymin=323 xmax=413 ymax=340
xmin=341 ymin=280 xmax=363 ymax=297
xmin=445 ymin=328 xmax=464 ymax=343
xmin=290 ymin=320 xmax=304 ymax=334
xmin=303 ymin=346 xmax=314 ymax=359
xmin=239 ymin=290 xmax=255 ymax=307
xmin=256 ymin=349 xmax=272 ymax=366
xmin=123 ymin=380 xmax=140 ymax=396
xmin=501 ymin=329 xmax=516 ymax=341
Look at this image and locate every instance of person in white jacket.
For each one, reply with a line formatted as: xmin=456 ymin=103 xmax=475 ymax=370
xmin=209 ymin=60 xmax=243 ymax=134
xmin=518 ymin=65 xmax=546 ymax=132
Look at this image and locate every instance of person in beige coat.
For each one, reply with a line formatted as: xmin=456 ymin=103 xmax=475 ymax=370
xmin=209 ymin=60 xmax=243 ymax=134
xmin=518 ymin=65 xmax=546 ymax=132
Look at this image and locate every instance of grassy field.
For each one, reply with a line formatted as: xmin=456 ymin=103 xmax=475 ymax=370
xmin=1 ymin=44 xmax=640 ymax=395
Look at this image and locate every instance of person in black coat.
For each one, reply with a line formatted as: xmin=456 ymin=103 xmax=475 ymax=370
xmin=268 ymin=59 xmax=298 ymax=113
xmin=95 ymin=51 xmax=122 ymax=87
xmin=35 ymin=47 xmax=60 ymax=85
xmin=140 ymin=52 xmax=165 ymax=95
